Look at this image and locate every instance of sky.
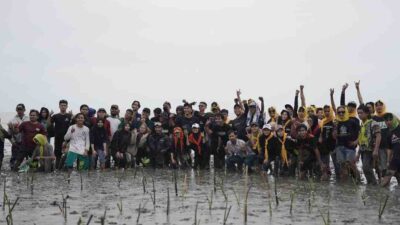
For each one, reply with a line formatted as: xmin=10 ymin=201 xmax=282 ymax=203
xmin=1 ymin=0 xmax=399 ymax=116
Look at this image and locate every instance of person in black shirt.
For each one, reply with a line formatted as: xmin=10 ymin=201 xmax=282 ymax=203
xmin=51 ymin=100 xmax=72 ymax=169
xmin=205 ymin=113 xmax=231 ymax=169
xmin=194 ymin=101 xmax=208 ymax=133
xmin=259 ymin=124 xmax=280 ymax=176
xmin=175 ymin=103 xmax=200 ymax=133
xmin=151 ymin=108 xmax=162 ymax=123
xmin=334 ymin=106 xmax=360 ymax=181
xmin=373 ymin=100 xmax=390 ymax=178
xmin=230 ymin=90 xmax=249 ymax=141
xmin=296 ymin=124 xmax=324 ymax=180
xmin=382 ymin=113 xmax=400 ymax=186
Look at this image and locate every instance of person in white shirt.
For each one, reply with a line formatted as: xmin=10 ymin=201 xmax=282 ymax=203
xmin=7 ymin=103 xmax=29 ymax=169
xmin=64 ymin=113 xmax=90 ymax=175
xmin=225 ymin=131 xmax=252 ymax=171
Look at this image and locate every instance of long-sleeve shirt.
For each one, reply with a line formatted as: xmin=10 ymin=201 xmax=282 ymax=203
xmin=19 ymin=121 xmax=47 ymax=150
xmin=64 ymin=125 xmax=90 ymax=155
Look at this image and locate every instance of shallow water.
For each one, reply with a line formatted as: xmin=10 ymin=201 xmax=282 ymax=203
xmin=1 ymin=142 xmax=400 ymax=225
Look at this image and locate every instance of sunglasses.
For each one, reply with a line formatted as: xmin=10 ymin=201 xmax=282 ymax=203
xmin=338 ymin=111 xmax=345 ymax=114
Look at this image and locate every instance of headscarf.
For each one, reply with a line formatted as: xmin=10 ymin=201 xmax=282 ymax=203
xmin=246 ymin=99 xmax=262 ymax=126
xmin=335 ymin=106 xmax=350 ymax=122
xmin=268 ymin=107 xmax=278 ymax=123
xmin=33 ymin=134 xmax=47 ymax=158
xmin=173 ymin=127 xmax=185 ymax=153
xmin=188 ymin=132 xmax=203 ymax=156
xmin=375 ymin=100 xmax=387 ymax=118
xmin=264 ymin=133 xmax=274 ymax=162
xmin=277 ymin=132 xmax=289 ymax=166
xmin=320 ymin=106 xmax=335 ymax=130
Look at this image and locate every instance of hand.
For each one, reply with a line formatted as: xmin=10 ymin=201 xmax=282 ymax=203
xmin=355 ymin=80 xmax=360 ymax=89
xmin=236 ymin=89 xmax=241 ymax=97
xmin=68 ymin=110 xmax=73 ymax=115
xmin=182 ymin=99 xmax=188 ymax=104
xmin=258 ymin=96 xmax=264 ymax=102
xmin=92 ymin=150 xmax=97 ymax=156
xmin=342 ymin=83 xmax=349 ymax=92
xmin=246 ymin=133 xmax=252 ymax=140
xmin=330 ymin=88 xmax=334 ymax=96
xmin=300 ymin=85 xmax=304 ymax=91
xmin=295 ymin=90 xmax=300 ymax=96
xmin=83 ymin=149 xmax=89 ymax=156
xmin=263 ymin=159 xmax=268 ymax=164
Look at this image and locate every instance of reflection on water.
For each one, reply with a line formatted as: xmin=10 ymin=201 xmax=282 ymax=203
xmin=0 ymin=166 xmax=399 ymax=225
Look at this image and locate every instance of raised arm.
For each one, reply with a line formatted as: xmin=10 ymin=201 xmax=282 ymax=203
xmin=236 ymin=89 xmax=244 ymax=111
xmin=340 ymin=83 xmax=348 ymax=106
xmin=354 ymin=80 xmax=364 ymax=105
xmin=300 ymin=85 xmax=306 ymax=107
xmin=330 ymin=88 xmax=337 ymax=114
xmin=259 ymin=96 xmax=264 ymax=114
xmin=293 ymin=90 xmax=299 ymax=118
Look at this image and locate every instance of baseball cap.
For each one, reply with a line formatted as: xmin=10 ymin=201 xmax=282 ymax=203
xmin=192 ymin=123 xmax=200 ymax=129
xmin=154 ymin=122 xmax=162 ymax=127
xmin=262 ymin=124 xmax=272 ymax=130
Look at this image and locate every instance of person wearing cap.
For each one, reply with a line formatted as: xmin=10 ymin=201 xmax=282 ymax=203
xmin=259 ymin=124 xmax=280 ymax=175
xmin=107 ymin=105 xmax=121 ymax=139
xmin=147 ymin=122 xmax=170 ymax=168
xmin=296 ymin=124 xmax=324 ymax=180
xmin=372 ymin=100 xmax=391 ymax=179
xmin=187 ymin=123 xmax=207 ymax=169
xmin=170 ymin=127 xmax=190 ymax=169
xmin=14 ymin=109 xmax=47 ymax=171
xmin=275 ymin=125 xmax=296 ymax=176
xmin=205 ymin=113 xmax=231 ymax=169
xmin=246 ymin=97 xmax=265 ymax=128
xmin=7 ymin=103 xmax=29 ymax=169
xmin=334 ymin=105 xmax=360 ymax=181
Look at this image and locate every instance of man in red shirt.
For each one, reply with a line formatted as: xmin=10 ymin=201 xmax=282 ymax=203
xmin=14 ymin=109 xmax=47 ymax=171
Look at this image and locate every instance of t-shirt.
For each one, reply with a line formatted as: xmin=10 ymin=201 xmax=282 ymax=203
xmin=373 ymin=115 xmax=389 ymax=149
xmin=19 ymin=121 xmax=47 ymax=150
xmin=336 ymin=119 xmax=360 ymax=150
xmin=175 ymin=115 xmax=200 ymax=133
xmin=107 ymin=116 xmax=121 ymax=139
xmin=194 ymin=111 xmax=208 ymax=132
xmin=64 ymin=124 xmax=90 ymax=155
xmin=230 ymin=113 xmax=248 ymax=141
xmin=209 ymin=123 xmax=231 ymax=148
xmin=51 ymin=113 xmax=72 ymax=137
xmin=315 ymin=121 xmax=335 ymax=155
xmin=388 ymin=126 xmax=400 ymax=160
xmin=358 ymin=119 xmax=380 ymax=151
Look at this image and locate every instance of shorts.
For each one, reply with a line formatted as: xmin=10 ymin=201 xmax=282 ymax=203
xmin=66 ymin=151 xmax=89 ymax=170
xmin=96 ymin=150 xmax=106 ymax=164
xmin=335 ymin=146 xmax=355 ymax=164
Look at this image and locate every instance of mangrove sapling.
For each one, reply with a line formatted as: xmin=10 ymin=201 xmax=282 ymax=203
xmin=4 ymin=193 xmax=20 ymax=225
xmin=136 ymin=203 xmax=142 ymax=224
xmin=80 ymin=172 xmax=83 ymax=191
xmin=232 ymin=188 xmax=241 ymax=208
xmin=361 ymin=191 xmax=369 ymax=206
xmin=213 ymin=171 xmax=217 ymax=193
xmin=274 ymin=178 xmax=279 ymax=206
xmin=194 ymin=201 xmax=200 ymax=225
xmin=117 ymin=198 xmax=123 ymax=214
xmin=100 ymin=208 xmax=107 ymax=225
xmin=174 ymin=170 xmax=178 ymax=197
xmin=152 ymin=178 xmax=156 ymax=207
xmin=206 ymin=190 xmax=213 ymax=211
xmin=378 ymin=194 xmax=389 ymax=219
xmin=289 ymin=191 xmax=295 ymax=215
xmin=223 ymin=202 xmax=232 ymax=225
xmin=30 ymin=172 xmax=34 ymax=195
xmin=219 ymin=178 xmax=228 ymax=202
xmin=3 ymin=178 xmax=6 ymax=211
xmin=86 ymin=215 xmax=93 ymax=225
xmin=244 ymin=186 xmax=251 ymax=223
xmin=167 ymin=188 xmax=170 ymax=216
xmin=77 ymin=217 xmax=82 ymax=225
xmin=142 ymin=175 xmax=147 ymax=194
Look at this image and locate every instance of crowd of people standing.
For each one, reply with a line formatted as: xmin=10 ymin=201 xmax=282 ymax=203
xmin=0 ymin=81 xmax=399 ymax=186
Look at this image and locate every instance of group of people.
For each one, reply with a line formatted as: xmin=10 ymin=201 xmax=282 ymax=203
xmin=0 ymin=81 xmax=399 ymax=186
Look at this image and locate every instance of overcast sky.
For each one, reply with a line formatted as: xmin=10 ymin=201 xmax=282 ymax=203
xmin=1 ymin=0 xmax=399 ymax=115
